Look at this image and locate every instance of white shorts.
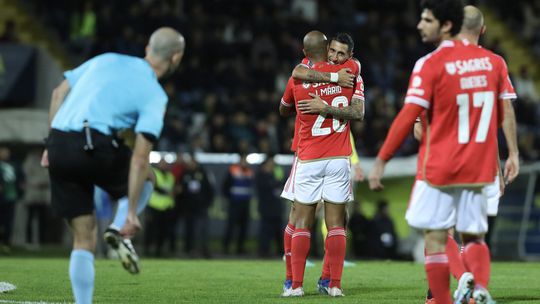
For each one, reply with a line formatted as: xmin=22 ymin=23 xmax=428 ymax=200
xmin=405 ymin=180 xmax=488 ymax=234
xmin=293 ymin=158 xmax=352 ymax=205
xmin=280 ymin=156 xmax=298 ymax=201
xmin=484 ymin=175 xmax=500 ymax=216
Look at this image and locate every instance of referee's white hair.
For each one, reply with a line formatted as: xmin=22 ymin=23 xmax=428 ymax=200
xmin=148 ymin=27 xmax=185 ymax=60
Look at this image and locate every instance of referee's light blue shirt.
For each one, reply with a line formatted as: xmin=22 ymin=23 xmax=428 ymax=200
xmin=51 ymin=53 xmax=168 ymax=138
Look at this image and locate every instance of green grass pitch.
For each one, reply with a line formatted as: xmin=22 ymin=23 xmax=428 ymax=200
xmin=1 ymin=258 xmax=539 ymax=303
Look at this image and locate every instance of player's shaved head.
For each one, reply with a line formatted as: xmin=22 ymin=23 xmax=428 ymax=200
xmin=148 ymin=27 xmax=185 ymax=60
xmin=303 ymin=31 xmax=328 ymax=61
xmin=461 ymin=5 xmax=484 ymax=35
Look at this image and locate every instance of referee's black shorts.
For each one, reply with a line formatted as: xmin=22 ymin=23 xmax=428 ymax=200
xmin=47 ymin=129 xmax=131 ymax=220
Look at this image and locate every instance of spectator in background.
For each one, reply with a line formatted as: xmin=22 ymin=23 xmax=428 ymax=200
xmin=256 ymin=156 xmax=285 ymax=257
xmin=514 ymin=65 xmax=540 ymax=103
xmin=513 ymin=65 xmax=540 ymax=128
xmin=222 ymin=153 xmax=254 ymax=255
xmin=347 ymin=200 xmax=373 ymax=259
xmin=144 ymin=159 xmax=175 ymax=257
xmin=69 ymin=1 xmax=96 ymax=58
xmin=177 ymin=154 xmax=214 ymax=258
xmin=372 ymin=200 xmax=398 ymax=260
xmin=228 ymin=111 xmax=256 ymax=152
xmin=0 ymin=147 xmax=19 ymax=253
xmin=22 ymin=148 xmax=50 ymax=249
xmin=0 ymin=20 xmax=18 ymax=43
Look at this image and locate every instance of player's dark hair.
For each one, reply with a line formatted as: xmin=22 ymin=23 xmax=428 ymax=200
xmin=331 ymin=33 xmax=354 ymax=53
xmin=421 ymin=0 xmax=464 ymax=36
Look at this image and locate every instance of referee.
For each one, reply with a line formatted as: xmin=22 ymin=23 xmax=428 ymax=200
xmin=41 ymin=27 xmax=185 ymax=304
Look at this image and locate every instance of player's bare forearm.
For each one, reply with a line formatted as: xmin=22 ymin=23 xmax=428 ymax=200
xmin=502 ymin=99 xmax=519 ymax=184
xmin=322 ymin=98 xmax=364 ymax=121
xmin=292 ymin=65 xmax=354 ymax=88
xmin=48 ymin=80 xmax=70 ymax=128
xmin=502 ymin=100 xmax=518 ymax=157
xmin=292 ymin=65 xmax=331 ymax=82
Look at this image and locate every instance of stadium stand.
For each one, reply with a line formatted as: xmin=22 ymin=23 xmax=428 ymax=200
xmin=3 ymin=0 xmax=537 ymax=161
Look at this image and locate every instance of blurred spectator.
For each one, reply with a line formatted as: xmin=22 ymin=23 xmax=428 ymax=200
xmin=255 ymin=156 xmax=285 ymax=257
xmin=0 ymin=20 xmax=18 ymax=43
xmin=21 ymin=148 xmax=50 ymax=249
xmin=513 ymin=65 xmax=540 ymax=132
xmin=177 ymin=154 xmax=214 ymax=258
xmin=514 ymin=65 xmax=540 ymax=103
xmin=17 ymin=0 xmax=540 ymax=162
xmin=144 ymin=160 xmax=175 ymax=257
xmin=348 ymin=200 xmax=374 ymax=258
xmin=0 ymin=147 xmax=19 ymax=252
xmin=222 ymin=153 xmax=253 ymax=255
xmin=372 ymin=200 xmax=398 ymax=259
xmin=69 ymin=1 xmax=96 ymax=58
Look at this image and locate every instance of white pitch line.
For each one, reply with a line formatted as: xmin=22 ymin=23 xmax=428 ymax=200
xmin=0 ymin=300 xmax=72 ymax=304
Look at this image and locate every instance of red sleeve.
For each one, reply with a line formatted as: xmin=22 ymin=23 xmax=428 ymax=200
xmin=353 ymin=75 xmax=365 ymax=101
xmin=344 ymin=59 xmax=360 ymax=77
xmin=280 ymin=77 xmax=295 ymax=107
xmin=377 ymin=103 xmax=425 ymax=161
xmin=300 ymin=57 xmax=312 ymax=68
xmin=404 ymin=56 xmax=436 ymax=109
xmin=497 ymin=56 xmax=517 ymax=101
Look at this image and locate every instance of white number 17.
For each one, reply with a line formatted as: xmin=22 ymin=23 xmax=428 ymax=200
xmin=456 ymin=91 xmax=494 ymax=144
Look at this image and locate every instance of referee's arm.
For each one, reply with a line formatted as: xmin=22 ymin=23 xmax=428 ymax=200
xmin=122 ymin=133 xmax=154 ymax=237
xmin=48 ymin=79 xmax=70 ymax=128
xmin=41 ymin=80 xmax=70 ymax=167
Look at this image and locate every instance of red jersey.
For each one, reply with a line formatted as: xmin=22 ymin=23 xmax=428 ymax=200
xmin=281 ymin=58 xmax=313 ymax=152
xmin=281 ymin=77 xmax=299 ymax=152
xmin=405 ymin=39 xmax=517 ymax=186
xmin=281 ymin=58 xmax=365 ymax=153
xmin=290 ymin=59 xmax=360 ymax=160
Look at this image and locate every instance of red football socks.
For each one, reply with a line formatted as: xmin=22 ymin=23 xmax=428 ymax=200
xmin=327 ymin=227 xmax=346 ymax=288
xmin=462 ymin=241 xmax=491 ymax=288
xmin=284 ymin=223 xmax=295 ymax=281
xmin=425 ymin=253 xmax=452 ymax=304
xmin=446 ymin=234 xmax=465 ymax=280
xmin=321 ymin=239 xmax=330 ymax=280
xmin=291 ymin=228 xmax=311 ymax=289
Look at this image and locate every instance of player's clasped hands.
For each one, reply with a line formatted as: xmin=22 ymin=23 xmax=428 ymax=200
xmin=337 ymin=68 xmax=354 ymax=88
xmin=298 ymin=93 xmax=327 ymax=114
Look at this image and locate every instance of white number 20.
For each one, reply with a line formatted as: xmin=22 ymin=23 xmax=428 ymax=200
xmin=311 ymin=96 xmax=348 ymax=137
xmin=456 ymin=91 xmax=494 ymax=144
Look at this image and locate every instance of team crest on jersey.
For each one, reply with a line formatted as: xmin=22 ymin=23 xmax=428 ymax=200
xmin=445 ymin=62 xmax=457 ymax=75
xmin=302 ymin=82 xmax=310 ymax=89
xmin=412 ymin=76 xmax=422 ymax=87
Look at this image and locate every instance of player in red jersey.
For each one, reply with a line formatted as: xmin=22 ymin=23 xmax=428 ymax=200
xmin=417 ymin=6 xmax=519 ymax=304
xmin=280 ymin=34 xmax=365 ymax=297
xmin=279 ymin=31 xmax=362 ymax=297
xmin=369 ymin=0 xmax=512 ymax=303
